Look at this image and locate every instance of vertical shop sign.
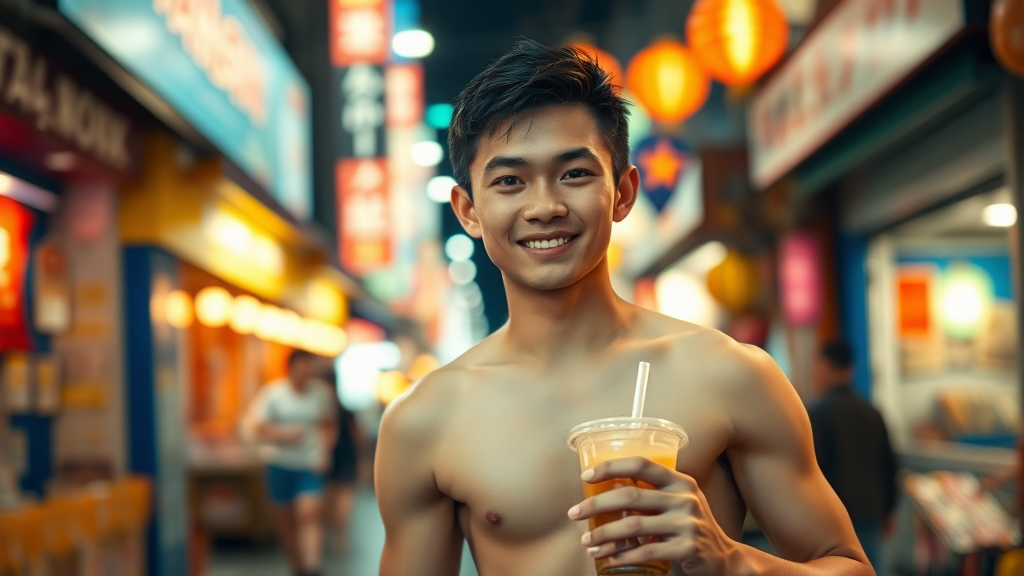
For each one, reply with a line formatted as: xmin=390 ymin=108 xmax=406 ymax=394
xmin=779 ymin=234 xmax=822 ymax=326
xmin=332 ymin=0 xmax=393 ymax=274
xmin=338 ymin=158 xmax=390 ymax=271
xmin=0 ymin=196 xmax=33 ymax=350
xmin=386 ymin=63 xmax=424 ymax=129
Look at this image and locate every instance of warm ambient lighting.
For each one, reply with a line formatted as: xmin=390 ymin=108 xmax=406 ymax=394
xmin=626 ymin=40 xmax=710 ymax=124
xmin=392 ymin=29 xmax=434 ymax=58
xmin=255 ymin=304 xmax=285 ymax=341
xmin=411 ymin=141 xmax=444 ymax=167
xmin=230 ymin=294 xmax=261 ymax=334
xmin=195 ymin=286 xmax=233 ymax=327
xmin=982 ymin=203 xmax=1017 ymax=227
xmin=276 ymin=309 xmax=303 ymax=346
xmin=686 ymin=0 xmax=789 ymax=86
xmin=427 ymin=175 xmax=457 ymax=203
xmin=940 ymin=264 xmax=993 ymax=340
xmin=165 ymin=290 xmax=194 ymax=329
xmin=375 ymin=370 xmax=410 ymax=405
xmin=203 ymin=208 xmax=285 ymax=276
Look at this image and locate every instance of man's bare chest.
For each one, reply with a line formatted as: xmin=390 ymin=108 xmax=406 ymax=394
xmin=433 ymin=387 xmax=737 ymax=543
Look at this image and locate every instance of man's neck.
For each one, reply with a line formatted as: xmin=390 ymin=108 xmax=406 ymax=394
xmin=500 ymin=260 xmax=634 ymax=365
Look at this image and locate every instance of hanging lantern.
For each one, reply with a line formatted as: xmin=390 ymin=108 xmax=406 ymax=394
xmin=706 ymin=250 xmax=759 ymax=314
xmin=571 ymin=42 xmax=623 ymax=90
xmin=626 ymin=40 xmax=710 ymax=123
xmin=686 ymin=0 xmax=788 ymax=86
xmin=992 ymin=0 xmax=1024 ymax=78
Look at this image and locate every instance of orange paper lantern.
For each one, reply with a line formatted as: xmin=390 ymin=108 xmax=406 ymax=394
xmin=687 ymin=0 xmax=789 ymax=86
xmin=571 ymin=42 xmax=623 ymax=90
xmin=626 ymin=40 xmax=710 ymax=124
xmin=706 ymin=250 xmax=759 ymax=313
xmin=992 ymin=0 xmax=1024 ymax=78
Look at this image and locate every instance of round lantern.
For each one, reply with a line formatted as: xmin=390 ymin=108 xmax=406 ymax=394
xmin=992 ymin=0 xmax=1024 ymax=78
xmin=626 ymin=40 xmax=710 ymax=123
xmin=706 ymin=250 xmax=759 ymax=314
xmin=686 ymin=0 xmax=789 ymax=86
xmin=571 ymin=42 xmax=623 ymax=90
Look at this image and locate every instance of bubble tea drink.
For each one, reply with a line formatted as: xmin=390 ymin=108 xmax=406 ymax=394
xmin=568 ymin=417 xmax=688 ymax=576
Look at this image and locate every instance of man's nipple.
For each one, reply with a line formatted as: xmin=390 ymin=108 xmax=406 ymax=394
xmin=485 ymin=509 xmax=503 ymax=526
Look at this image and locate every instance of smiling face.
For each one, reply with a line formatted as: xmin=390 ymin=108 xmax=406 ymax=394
xmin=451 ymin=104 xmax=639 ymax=291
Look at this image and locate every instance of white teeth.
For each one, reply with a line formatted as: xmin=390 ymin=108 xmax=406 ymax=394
xmin=525 ymin=237 xmax=572 ymax=250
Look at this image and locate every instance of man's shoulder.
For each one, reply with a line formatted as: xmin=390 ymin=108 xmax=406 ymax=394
xmin=380 ymin=363 xmax=468 ymax=447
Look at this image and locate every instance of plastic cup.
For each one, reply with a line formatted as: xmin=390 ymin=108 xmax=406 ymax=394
xmin=568 ymin=417 xmax=688 ymax=576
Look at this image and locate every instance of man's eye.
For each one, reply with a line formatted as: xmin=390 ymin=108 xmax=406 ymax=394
xmin=565 ymin=169 xmax=591 ymax=179
xmin=497 ymin=176 xmax=520 ymax=186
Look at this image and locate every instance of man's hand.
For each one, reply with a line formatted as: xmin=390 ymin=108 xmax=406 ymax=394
xmin=568 ymin=457 xmax=744 ymax=576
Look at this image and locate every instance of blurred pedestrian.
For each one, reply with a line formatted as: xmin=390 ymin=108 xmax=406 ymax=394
xmin=242 ymin=350 xmax=337 ymax=576
xmin=321 ymin=369 xmax=362 ymax=553
xmin=809 ymin=339 xmax=899 ymax=571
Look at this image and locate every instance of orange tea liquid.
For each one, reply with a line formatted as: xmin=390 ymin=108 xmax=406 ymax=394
xmin=582 ymin=453 xmax=676 ymax=576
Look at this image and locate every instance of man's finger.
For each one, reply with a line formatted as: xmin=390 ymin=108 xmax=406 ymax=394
xmin=584 ymin=514 xmax=688 ymax=555
xmin=604 ymin=541 xmax=686 ymax=566
xmin=570 ymin=485 xmax=692 ymax=520
xmin=583 ymin=456 xmax=694 ymax=490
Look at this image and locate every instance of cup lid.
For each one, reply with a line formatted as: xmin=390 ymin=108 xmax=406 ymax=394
xmin=566 ymin=417 xmax=688 ymax=452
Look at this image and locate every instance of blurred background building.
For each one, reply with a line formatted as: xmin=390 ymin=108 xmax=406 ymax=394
xmin=0 ymin=0 xmax=1023 ymax=575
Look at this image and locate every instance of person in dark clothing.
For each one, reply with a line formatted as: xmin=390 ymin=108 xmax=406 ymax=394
xmin=322 ymin=370 xmax=362 ymax=553
xmin=809 ymin=340 xmax=898 ymax=572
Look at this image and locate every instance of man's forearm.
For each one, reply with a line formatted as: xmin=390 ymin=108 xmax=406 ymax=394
xmin=728 ymin=543 xmax=874 ymax=576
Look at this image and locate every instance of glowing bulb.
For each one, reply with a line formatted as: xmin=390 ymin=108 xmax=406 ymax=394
xmin=375 ymin=370 xmax=410 ymax=404
xmin=411 ymin=141 xmax=444 ymax=167
xmin=427 ymin=175 xmax=457 ymax=203
xmin=939 ymin=264 xmax=992 ymax=339
xmin=255 ymin=304 xmax=285 ymax=341
xmin=230 ymin=294 xmax=261 ymax=334
xmin=982 ymin=203 xmax=1017 ymax=227
xmin=165 ymin=290 xmax=194 ymax=329
xmin=392 ymin=29 xmax=434 ymax=58
xmin=0 ymin=173 xmax=12 ymax=194
xmin=448 ymin=259 xmax=477 ymax=285
xmin=195 ymin=286 xmax=233 ymax=327
xmin=277 ymin=309 xmax=303 ymax=346
xmin=444 ymin=234 xmax=475 ymax=261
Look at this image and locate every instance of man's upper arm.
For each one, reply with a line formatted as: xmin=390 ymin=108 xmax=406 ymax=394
xmin=724 ymin=346 xmax=866 ymax=564
xmin=376 ymin=376 xmax=463 ymax=576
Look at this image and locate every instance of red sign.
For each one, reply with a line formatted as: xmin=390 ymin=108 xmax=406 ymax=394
xmin=329 ymin=0 xmax=390 ymax=67
xmin=779 ymin=234 xmax=821 ymax=326
xmin=337 ymin=158 xmax=391 ymax=272
xmin=386 ymin=63 xmax=424 ymax=129
xmin=0 ymin=195 xmax=33 ymax=350
xmin=898 ymin=269 xmax=932 ymax=338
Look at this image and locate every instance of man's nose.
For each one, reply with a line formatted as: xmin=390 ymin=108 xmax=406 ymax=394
xmin=522 ymin=180 xmax=568 ymax=223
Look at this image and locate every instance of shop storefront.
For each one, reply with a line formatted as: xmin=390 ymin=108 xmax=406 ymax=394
xmin=747 ymin=0 xmax=1019 ymax=569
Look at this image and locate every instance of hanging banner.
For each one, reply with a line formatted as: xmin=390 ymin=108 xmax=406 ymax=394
xmin=779 ymin=234 xmax=822 ymax=326
xmin=0 ymin=195 xmax=33 ymax=350
xmin=633 ymin=135 xmax=692 ymax=213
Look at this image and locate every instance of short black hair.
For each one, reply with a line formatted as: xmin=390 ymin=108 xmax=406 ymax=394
xmin=288 ymin=349 xmax=316 ymax=368
xmin=448 ymin=39 xmax=630 ymax=196
xmin=821 ymin=340 xmax=853 ymax=370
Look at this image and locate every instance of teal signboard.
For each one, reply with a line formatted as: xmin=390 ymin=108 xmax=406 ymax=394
xmin=60 ymin=0 xmax=312 ymax=219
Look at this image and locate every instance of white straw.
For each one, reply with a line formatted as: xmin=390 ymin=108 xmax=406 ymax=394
xmin=631 ymin=361 xmax=650 ymax=419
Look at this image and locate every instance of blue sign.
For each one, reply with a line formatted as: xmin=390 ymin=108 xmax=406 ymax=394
xmin=633 ymin=135 xmax=692 ymax=213
xmin=60 ymin=0 xmax=312 ymax=219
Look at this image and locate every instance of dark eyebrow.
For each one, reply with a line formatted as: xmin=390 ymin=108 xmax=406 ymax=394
xmin=483 ymin=156 xmax=530 ymax=173
xmin=553 ymin=147 xmax=600 ymax=164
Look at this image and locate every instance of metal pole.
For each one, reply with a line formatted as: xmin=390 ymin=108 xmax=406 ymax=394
xmin=1002 ymin=75 xmax=1024 ymax=520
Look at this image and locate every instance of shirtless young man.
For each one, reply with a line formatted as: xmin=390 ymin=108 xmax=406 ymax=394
xmin=376 ymin=40 xmax=874 ymax=576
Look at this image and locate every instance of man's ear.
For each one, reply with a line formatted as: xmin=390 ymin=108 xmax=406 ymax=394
xmin=451 ymin=185 xmax=482 ymax=238
xmin=613 ymin=166 xmax=641 ymax=223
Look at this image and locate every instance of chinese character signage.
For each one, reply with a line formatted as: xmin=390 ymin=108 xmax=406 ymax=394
xmin=330 ymin=0 xmax=390 ymax=67
xmin=59 ymin=0 xmax=313 ymax=219
xmin=335 ymin=65 xmax=387 ymax=158
xmin=338 ymin=159 xmax=390 ymax=271
xmin=779 ymin=234 xmax=821 ymax=327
